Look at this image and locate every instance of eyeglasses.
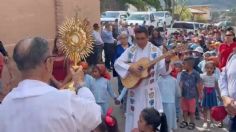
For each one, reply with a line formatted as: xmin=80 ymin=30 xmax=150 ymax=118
xmin=120 ymin=37 xmax=127 ymax=40
xmin=44 ymin=55 xmax=57 ymax=63
xmin=225 ymin=34 xmax=233 ymax=37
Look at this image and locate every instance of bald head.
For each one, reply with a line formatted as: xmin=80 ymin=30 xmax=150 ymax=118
xmin=13 ymin=37 xmax=49 ymax=71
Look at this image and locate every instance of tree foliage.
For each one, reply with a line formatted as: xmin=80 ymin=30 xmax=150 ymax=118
xmin=174 ymin=5 xmax=192 ymax=21
xmin=163 ymin=0 xmax=172 ymax=12
xmin=121 ymin=0 xmax=161 ymax=11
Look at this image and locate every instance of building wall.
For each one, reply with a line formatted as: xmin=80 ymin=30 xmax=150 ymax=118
xmin=0 ymin=0 xmax=56 ymax=55
xmin=190 ymin=6 xmax=211 ymax=21
xmin=0 ymin=0 xmax=100 ymax=54
xmin=0 ymin=0 xmax=100 ymax=100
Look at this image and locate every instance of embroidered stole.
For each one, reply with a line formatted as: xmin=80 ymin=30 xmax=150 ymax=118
xmin=127 ymin=43 xmax=159 ymax=112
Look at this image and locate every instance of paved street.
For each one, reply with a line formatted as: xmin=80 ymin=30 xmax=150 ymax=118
xmin=110 ymin=77 xmax=229 ymax=132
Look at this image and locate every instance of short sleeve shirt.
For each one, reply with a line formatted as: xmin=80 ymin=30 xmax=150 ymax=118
xmin=200 ymin=74 xmax=216 ymax=88
xmin=180 ymin=70 xmax=201 ymax=99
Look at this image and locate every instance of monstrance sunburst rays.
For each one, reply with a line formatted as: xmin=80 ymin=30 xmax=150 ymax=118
xmin=58 ymin=13 xmax=93 ymax=70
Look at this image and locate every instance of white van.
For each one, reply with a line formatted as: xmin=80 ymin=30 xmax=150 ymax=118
xmin=100 ymin=11 xmax=129 ymax=23
xmin=153 ymin=11 xmax=173 ymax=26
xmin=168 ymin=21 xmax=197 ymax=34
xmin=126 ymin=12 xmax=158 ymax=27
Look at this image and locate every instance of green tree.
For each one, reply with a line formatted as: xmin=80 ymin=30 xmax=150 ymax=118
xmin=121 ymin=0 xmax=161 ymax=11
xmin=164 ymin=0 xmax=172 ymax=12
xmin=101 ymin=0 xmax=161 ymax=12
xmin=146 ymin=0 xmax=161 ymax=10
xmin=174 ymin=5 xmax=192 ymax=21
xmin=121 ymin=0 xmax=147 ymax=10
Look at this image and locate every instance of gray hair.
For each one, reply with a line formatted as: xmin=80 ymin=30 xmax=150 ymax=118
xmin=118 ymin=31 xmax=129 ymax=39
xmin=13 ymin=37 xmax=49 ymax=71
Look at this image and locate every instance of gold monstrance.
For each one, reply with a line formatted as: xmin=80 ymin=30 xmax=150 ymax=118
xmin=58 ymin=13 xmax=93 ymax=69
xmin=58 ymin=13 xmax=93 ymax=92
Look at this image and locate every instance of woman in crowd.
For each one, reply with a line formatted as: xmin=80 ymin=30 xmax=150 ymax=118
xmin=50 ymin=37 xmax=71 ymax=89
xmin=113 ymin=32 xmax=130 ymax=94
xmin=218 ymin=30 xmax=236 ymax=69
xmin=149 ymin=28 xmax=164 ymax=47
xmin=113 ymin=31 xmax=130 ymax=111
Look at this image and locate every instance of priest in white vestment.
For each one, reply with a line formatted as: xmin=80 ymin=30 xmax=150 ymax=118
xmin=114 ymin=27 xmax=166 ymax=132
xmin=0 ymin=37 xmax=101 ymax=132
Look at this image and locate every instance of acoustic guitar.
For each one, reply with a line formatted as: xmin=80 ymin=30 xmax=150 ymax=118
xmin=121 ymin=45 xmax=187 ymax=89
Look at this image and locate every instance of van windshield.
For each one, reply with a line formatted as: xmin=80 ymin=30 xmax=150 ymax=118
xmin=153 ymin=12 xmax=165 ymax=17
xmin=172 ymin=22 xmax=194 ymax=29
xmin=127 ymin=14 xmax=149 ymax=21
xmin=102 ymin=12 xmax=120 ymax=18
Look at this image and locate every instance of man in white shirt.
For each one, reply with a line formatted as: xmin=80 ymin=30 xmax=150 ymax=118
xmin=92 ymin=23 xmax=104 ymax=64
xmin=0 ymin=37 xmax=101 ymax=132
xmin=219 ymin=53 xmax=236 ymax=132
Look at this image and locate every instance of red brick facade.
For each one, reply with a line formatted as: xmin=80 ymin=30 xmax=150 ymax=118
xmin=0 ymin=0 xmax=100 ymax=100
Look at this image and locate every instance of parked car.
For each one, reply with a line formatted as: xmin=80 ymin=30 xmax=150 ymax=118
xmin=167 ymin=21 xmax=197 ymax=34
xmin=152 ymin=11 xmax=173 ymax=26
xmin=101 ymin=11 xmax=129 ymax=23
xmin=126 ymin=12 xmax=158 ymax=27
xmin=214 ymin=21 xmax=232 ymax=28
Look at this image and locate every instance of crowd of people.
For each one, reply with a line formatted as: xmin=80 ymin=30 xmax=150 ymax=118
xmin=0 ymin=19 xmax=235 ymax=132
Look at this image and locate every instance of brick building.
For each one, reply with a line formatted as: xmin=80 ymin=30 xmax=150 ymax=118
xmin=0 ymin=0 xmax=100 ymax=100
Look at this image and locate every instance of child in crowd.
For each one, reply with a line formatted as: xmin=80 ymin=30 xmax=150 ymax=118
xmin=179 ymin=57 xmax=203 ymax=130
xmin=198 ymin=52 xmax=221 ymax=79
xmin=68 ymin=61 xmax=94 ymax=94
xmin=80 ymin=61 xmax=94 ymax=89
xmin=201 ymin=61 xmax=221 ymax=129
xmin=92 ymin=108 xmax=119 ymax=132
xmin=132 ymin=108 xmax=168 ymax=132
xmin=174 ymin=62 xmax=183 ymax=122
xmin=90 ymin=64 xmax=116 ymax=114
xmin=198 ymin=52 xmax=211 ymax=73
xmin=158 ymin=63 xmax=180 ymax=132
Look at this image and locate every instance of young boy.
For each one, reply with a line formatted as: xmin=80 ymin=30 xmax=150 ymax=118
xmin=179 ymin=57 xmax=203 ymax=130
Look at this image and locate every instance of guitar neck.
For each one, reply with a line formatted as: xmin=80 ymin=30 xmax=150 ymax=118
xmin=143 ymin=44 xmax=185 ymax=69
xmin=146 ymin=54 xmax=169 ymax=68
